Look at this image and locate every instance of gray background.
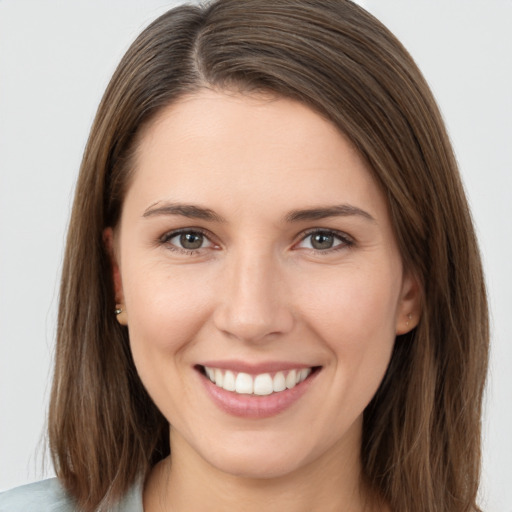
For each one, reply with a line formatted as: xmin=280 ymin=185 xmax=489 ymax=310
xmin=1 ymin=1 xmax=510 ymax=510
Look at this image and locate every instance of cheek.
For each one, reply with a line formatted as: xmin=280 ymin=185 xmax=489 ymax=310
xmin=122 ymin=261 xmax=216 ymax=367
xmin=121 ymin=264 xmax=219 ymax=426
xmin=298 ymin=267 xmax=401 ymax=347
xmin=296 ymin=265 xmax=400 ymax=406
xmin=296 ymin=284 xmax=396 ymax=446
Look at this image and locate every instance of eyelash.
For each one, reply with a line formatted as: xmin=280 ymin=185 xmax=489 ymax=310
xmin=158 ymin=228 xmax=354 ymax=255
xmin=159 ymin=228 xmax=215 ymax=256
xmin=297 ymin=229 xmax=354 ymax=254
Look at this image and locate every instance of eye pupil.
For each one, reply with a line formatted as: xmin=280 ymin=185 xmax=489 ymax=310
xmin=311 ymin=232 xmax=334 ymax=250
xmin=180 ymin=232 xmax=203 ymax=249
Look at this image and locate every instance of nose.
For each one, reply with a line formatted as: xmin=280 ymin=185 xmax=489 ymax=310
xmin=213 ymin=250 xmax=294 ymax=344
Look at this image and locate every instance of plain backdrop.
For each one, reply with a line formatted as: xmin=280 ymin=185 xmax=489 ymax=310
xmin=0 ymin=1 xmax=510 ymax=510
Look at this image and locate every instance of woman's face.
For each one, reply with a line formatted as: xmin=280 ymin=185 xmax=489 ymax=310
xmin=110 ymin=90 xmax=418 ymax=479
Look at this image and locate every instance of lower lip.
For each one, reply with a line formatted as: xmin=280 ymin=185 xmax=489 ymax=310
xmin=198 ymin=369 xmax=319 ymax=419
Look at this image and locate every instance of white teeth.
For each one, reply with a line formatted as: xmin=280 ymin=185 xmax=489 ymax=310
xmin=298 ymin=368 xmax=309 ymax=383
xmin=204 ymin=366 xmax=313 ymax=395
xmin=205 ymin=367 xmax=215 ymax=381
xmin=235 ymin=372 xmax=253 ymax=394
xmin=223 ymin=370 xmax=236 ymax=391
xmin=214 ymin=368 xmax=224 ymax=387
xmin=285 ymin=369 xmax=297 ymax=389
xmin=303 ymin=368 xmax=312 ymax=381
xmin=273 ymin=371 xmax=286 ymax=392
xmin=253 ymin=374 xmax=273 ymax=395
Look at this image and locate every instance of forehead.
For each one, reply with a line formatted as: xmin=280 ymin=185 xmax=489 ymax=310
xmin=125 ymin=89 xmax=386 ymax=221
xmin=140 ymin=89 xmax=361 ymax=165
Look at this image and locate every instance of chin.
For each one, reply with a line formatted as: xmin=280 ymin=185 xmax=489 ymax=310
xmin=207 ymin=450 xmax=306 ymax=480
xmin=189 ymin=430 xmax=322 ymax=481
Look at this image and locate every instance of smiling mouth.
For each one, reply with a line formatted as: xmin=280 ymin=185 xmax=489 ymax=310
xmin=198 ymin=365 xmax=320 ymax=396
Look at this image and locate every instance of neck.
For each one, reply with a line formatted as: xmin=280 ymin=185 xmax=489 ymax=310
xmin=144 ymin=423 xmax=381 ymax=512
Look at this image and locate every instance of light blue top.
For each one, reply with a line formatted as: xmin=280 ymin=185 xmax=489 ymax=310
xmin=0 ymin=478 xmax=143 ymax=511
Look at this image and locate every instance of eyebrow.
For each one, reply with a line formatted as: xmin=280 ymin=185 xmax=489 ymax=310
xmin=285 ymin=205 xmax=375 ymax=223
xmin=142 ymin=201 xmax=375 ymax=224
xmin=143 ymin=202 xmax=226 ymax=222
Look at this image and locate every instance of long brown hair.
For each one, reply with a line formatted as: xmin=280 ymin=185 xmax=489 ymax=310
xmin=49 ymin=1 xmax=489 ymax=510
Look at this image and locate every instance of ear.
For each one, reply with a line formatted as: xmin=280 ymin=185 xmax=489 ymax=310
xmin=103 ymin=227 xmax=128 ymax=326
xmin=395 ymin=270 xmax=422 ymax=335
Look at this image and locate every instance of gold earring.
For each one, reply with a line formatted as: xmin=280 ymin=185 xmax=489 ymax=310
xmin=406 ymin=313 xmax=412 ymax=327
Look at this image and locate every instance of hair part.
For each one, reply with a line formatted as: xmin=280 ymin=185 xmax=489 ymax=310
xmin=49 ymin=1 xmax=488 ymax=510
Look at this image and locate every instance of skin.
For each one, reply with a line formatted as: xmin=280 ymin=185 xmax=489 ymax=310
xmin=106 ymin=89 xmax=420 ymax=511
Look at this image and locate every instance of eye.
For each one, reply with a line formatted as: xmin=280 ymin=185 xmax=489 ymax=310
xmin=160 ymin=229 xmax=215 ymax=252
xmin=297 ymin=230 xmax=353 ymax=251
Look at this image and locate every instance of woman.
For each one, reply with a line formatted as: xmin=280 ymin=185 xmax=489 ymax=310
xmin=0 ymin=1 xmax=488 ymax=511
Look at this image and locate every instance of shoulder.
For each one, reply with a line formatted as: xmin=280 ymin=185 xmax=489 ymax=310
xmin=0 ymin=478 xmax=75 ymax=511
xmin=0 ymin=478 xmax=144 ymax=512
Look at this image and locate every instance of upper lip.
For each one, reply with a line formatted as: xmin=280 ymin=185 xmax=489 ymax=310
xmin=198 ymin=360 xmax=318 ymax=375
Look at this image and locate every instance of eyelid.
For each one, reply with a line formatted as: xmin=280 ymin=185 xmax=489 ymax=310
xmin=294 ymin=228 xmax=354 ymax=251
xmin=159 ymin=227 xmax=218 ymax=252
xmin=157 ymin=227 xmax=353 ymax=255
